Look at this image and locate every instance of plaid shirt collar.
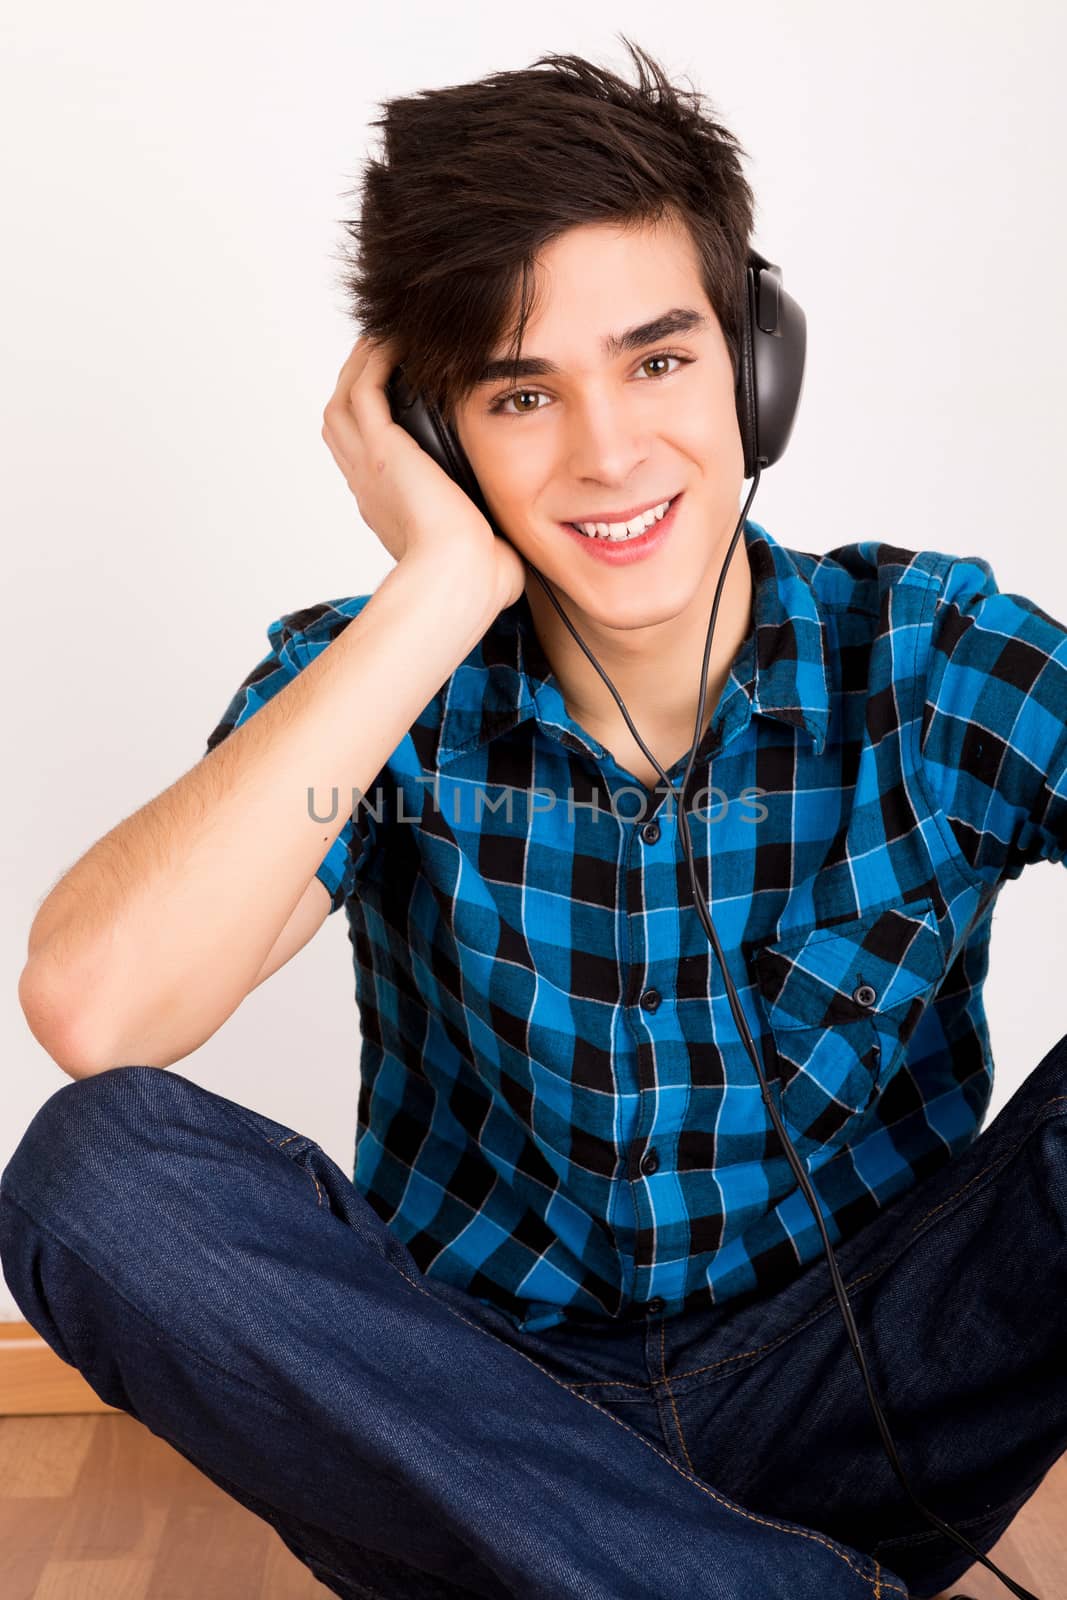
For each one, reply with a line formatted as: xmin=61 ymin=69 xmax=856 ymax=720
xmin=435 ymin=519 xmax=833 ymax=769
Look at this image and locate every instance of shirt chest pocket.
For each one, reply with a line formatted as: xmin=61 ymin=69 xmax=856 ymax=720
xmin=750 ymin=900 xmax=946 ymax=1162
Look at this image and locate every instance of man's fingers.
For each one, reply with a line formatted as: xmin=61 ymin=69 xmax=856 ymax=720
xmin=328 ymin=335 xmax=373 ymax=409
xmin=347 ymin=336 xmax=401 ymax=438
xmin=322 ymin=334 xmax=401 ymax=463
xmin=322 ymin=337 xmax=374 ymax=454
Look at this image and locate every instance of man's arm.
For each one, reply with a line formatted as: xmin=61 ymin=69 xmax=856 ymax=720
xmin=246 ymin=875 xmax=332 ymax=995
xmin=18 ymin=556 xmax=505 ymax=1077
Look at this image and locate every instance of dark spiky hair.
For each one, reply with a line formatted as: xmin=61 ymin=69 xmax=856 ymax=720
xmin=331 ymin=36 xmax=756 ymax=425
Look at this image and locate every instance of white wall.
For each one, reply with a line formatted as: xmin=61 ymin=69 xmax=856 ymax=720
xmin=3 ymin=1 xmax=1065 ymax=1319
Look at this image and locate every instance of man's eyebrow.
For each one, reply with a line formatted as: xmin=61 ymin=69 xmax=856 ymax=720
xmin=474 ymin=307 xmax=709 ymax=385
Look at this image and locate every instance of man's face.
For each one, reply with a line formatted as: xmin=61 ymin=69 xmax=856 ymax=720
xmin=452 ymin=211 xmax=745 ymax=634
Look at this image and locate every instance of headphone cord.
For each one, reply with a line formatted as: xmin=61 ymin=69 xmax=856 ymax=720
xmin=526 ymin=470 xmax=1040 ymax=1600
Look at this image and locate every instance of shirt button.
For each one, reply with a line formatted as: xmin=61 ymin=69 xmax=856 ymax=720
xmin=640 ymin=1147 xmax=660 ymax=1176
xmin=641 ymin=820 xmax=661 ymax=845
xmin=853 ymin=984 xmax=877 ymax=1007
xmin=645 ymin=1297 xmax=666 ymax=1315
xmin=640 ymin=988 xmax=661 ymax=1012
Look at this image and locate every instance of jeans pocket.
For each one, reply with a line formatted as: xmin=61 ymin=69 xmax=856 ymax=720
xmin=285 ymin=1134 xmax=425 ymax=1281
xmin=869 ymin=1482 xmax=1037 ymax=1598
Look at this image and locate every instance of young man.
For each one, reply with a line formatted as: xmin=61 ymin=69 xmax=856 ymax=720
xmin=5 ymin=38 xmax=1066 ymax=1600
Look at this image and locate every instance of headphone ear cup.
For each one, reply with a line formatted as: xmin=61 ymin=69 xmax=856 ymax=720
xmin=386 ymin=364 xmax=498 ymax=529
xmin=735 ymin=262 xmax=760 ymax=480
xmin=743 ymin=250 xmax=807 ymax=474
xmin=432 ymin=405 xmax=498 ymax=529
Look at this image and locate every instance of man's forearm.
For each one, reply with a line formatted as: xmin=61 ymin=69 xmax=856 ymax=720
xmin=18 ymin=555 xmax=506 ymax=1073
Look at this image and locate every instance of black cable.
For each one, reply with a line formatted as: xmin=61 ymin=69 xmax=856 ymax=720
xmin=525 ymin=473 xmax=1040 ymax=1600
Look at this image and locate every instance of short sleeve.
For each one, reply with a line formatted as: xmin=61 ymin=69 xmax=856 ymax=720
xmin=204 ymin=598 xmax=378 ymax=913
xmin=919 ymin=554 xmax=1067 ymax=880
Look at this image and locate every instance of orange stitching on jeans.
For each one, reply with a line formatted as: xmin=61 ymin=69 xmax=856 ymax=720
xmin=255 ymin=1129 xmax=324 ymax=1207
xmin=667 ymin=1266 xmax=885 ymax=1383
xmin=659 ymin=1315 xmax=696 ymax=1475
xmin=563 ymin=1267 xmax=889 ymax=1395
xmin=575 ymin=1267 xmax=883 ymax=1395
xmin=906 ymin=1158 xmax=1003 ymax=1233
xmin=564 ymin=1374 xmax=657 ymax=1393
xmin=378 ymin=1255 xmax=907 ymax=1596
xmin=908 ymin=1093 xmax=1067 ymax=1235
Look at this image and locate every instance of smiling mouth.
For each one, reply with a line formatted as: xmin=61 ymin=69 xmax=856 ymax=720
xmin=566 ymin=494 xmax=680 ymax=542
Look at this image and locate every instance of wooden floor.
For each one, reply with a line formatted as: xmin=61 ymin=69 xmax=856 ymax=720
xmin=0 ymin=1408 xmax=1064 ymax=1600
xmin=0 ymin=1410 xmax=331 ymax=1597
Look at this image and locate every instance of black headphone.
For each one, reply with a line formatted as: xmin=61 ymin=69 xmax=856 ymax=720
xmin=382 ymin=252 xmax=1038 ymax=1600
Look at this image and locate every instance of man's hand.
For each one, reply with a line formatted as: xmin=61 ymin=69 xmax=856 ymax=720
xmin=321 ymin=335 xmax=526 ymax=615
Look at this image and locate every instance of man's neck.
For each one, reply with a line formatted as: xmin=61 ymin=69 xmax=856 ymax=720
xmin=523 ymin=531 xmax=754 ymax=782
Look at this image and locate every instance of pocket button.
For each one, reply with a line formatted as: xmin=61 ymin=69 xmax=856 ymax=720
xmin=853 ymin=983 xmax=877 ymax=1007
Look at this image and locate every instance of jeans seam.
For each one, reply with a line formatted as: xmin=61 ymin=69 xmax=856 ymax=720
xmin=226 ymin=1112 xmax=326 ymax=1207
xmin=379 ymin=1250 xmax=906 ymax=1596
xmin=870 ymin=1483 xmax=1030 ymax=1554
xmin=904 ymin=1093 xmax=1067 ymax=1236
xmin=657 ymin=1313 xmax=697 ymax=1475
xmin=613 ymin=1263 xmax=887 ymax=1396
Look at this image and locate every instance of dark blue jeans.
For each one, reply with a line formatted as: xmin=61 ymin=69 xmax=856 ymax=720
xmin=2 ymin=1035 xmax=1066 ymax=1600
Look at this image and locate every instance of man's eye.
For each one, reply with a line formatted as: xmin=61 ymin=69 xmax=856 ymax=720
xmin=487 ymin=351 xmax=691 ymax=417
xmin=489 ymin=388 xmax=547 ymax=417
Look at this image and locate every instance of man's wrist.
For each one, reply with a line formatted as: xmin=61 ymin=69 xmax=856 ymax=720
xmin=392 ymin=552 xmax=507 ymax=637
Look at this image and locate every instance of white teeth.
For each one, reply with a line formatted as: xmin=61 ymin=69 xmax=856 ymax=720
xmin=573 ymin=498 xmax=673 ymax=541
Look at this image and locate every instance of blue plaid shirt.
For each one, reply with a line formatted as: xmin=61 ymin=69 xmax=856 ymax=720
xmin=205 ymin=520 xmax=1067 ymax=1333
